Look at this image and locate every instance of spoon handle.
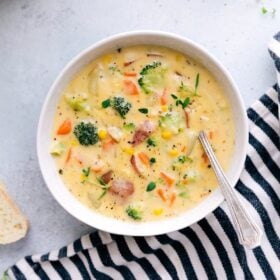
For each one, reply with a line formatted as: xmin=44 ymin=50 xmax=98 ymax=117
xmin=198 ymin=131 xmax=262 ymax=249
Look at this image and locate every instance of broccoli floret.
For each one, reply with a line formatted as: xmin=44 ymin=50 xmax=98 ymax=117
xmin=112 ymin=96 xmax=132 ymax=118
xmin=50 ymin=141 xmax=66 ymax=156
xmin=138 ymin=62 xmax=166 ymax=94
xmin=126 ymin=205 xmax=142 ymax=220
xmin=65 ymin=93 xmax=90 ymax=113
xmin=74 ymin=122 xmax=99 ymax=146
xmin=159 ymin=112 xmax=185 ymax=134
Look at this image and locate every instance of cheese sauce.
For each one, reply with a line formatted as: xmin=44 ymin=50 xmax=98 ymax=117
xmin=51 ymin=45 xmax=235 ymax=222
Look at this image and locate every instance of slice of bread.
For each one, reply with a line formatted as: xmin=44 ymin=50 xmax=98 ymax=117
xmin=0 ymin=182 xmax=29 ymax=244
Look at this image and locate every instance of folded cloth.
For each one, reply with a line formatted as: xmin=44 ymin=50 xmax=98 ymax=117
xmin=6 ymin=39 xmax=280 ymax=280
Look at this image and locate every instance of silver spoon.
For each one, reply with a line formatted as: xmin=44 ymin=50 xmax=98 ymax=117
xmin=198 ymin=131 xmax=262 ymax=249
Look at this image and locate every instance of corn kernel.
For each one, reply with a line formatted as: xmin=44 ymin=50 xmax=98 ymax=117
xmin=168 ymin=149 xmax=179 ymax=157
xmin=102 ymin=54 xmax=112 ymax=65
xmin=161 ymin=105 xmax=168 ymax=112
xmin=123 ymin=147 xmax=134 ymax=155
xmin=153 ymin=208 xmax=163 ymax=216
xmin=70 ymin=139 xmax=79 ymax=147
xmin=80 ymin=174 xmax=86 ymax=181
xmin=98 ymin=129 xmax=107 ymax=140
xmin=161 ymin=130 xmax=172 ymax=139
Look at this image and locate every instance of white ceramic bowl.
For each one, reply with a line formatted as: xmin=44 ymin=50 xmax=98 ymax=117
xmin=37 ymin=31 xmax=248 ymax=236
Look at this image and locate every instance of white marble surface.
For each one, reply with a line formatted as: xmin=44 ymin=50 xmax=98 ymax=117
xmin=0 ymin=0 xmax=279 ymax=274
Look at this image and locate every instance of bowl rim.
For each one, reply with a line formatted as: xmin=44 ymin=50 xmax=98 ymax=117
xmin=37 ymin=30 xmax=248 ymax=236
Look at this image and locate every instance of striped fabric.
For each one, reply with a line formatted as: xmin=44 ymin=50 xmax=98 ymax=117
xmin=6 ymin=39 xmax=280 ymax=279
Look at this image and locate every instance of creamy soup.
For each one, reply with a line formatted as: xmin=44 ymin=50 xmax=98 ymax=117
xmin=50 ymin=45 xmax=235 ymax=222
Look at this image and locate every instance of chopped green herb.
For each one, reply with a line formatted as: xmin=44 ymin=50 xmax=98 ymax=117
xmin=97 ymin=177 xmax=106 ymax=186
xmin=171 ymin=94 xmax=178 ymax=100
xmin=126 ymin=205 xmax=142 ymax=220
xmin=182 ymin=97 xmax=190 ymax=109
xmin=178 ymin=74 xmax=200 ymax=97
xmin=82 ymin=167 xmax=90 ymax=177
xmin=102 ymin=99 xmax=111 ymax=108
xmin=146 ymin=182 xmax=156 ymax=192
xmin=96 ymin=177 xmax=110 ymax=199
xmin=98 ymin=185 xmax=110 ymax=200
xmin=178 ymin=155 xmax=187 ymax=163
xmin=195 ymin=73 xmax=200 ymax=95
xmin=147 ymin=138 xmax=156 ymax=147
xmin=98 ymin=189 xmax=107 ymax=200
xmin=150 ymin=157 xmax=156 ymax=165
xmin=81 ymin=167 xmax=91 ymax=183
xmin=138 ymin=108 xmax=148 ymax=114
xmin=178 ymin=81 xmax=189 ymax=93
xmin=174 ymin=95 xmax=190 ymax=109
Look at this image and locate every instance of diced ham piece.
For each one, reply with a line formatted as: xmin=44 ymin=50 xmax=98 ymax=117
xmin=110 ymin=180 xmax=134 ymax=198
xmin=132 ymin=121 xmax=155 ymax=146
xmin=100 ymin=170 xmax=113 ymax=184
xmin=132 ymin=130 xmax=149 ymax=146
xmin=130 ymin=155 xmax=145 ymax=175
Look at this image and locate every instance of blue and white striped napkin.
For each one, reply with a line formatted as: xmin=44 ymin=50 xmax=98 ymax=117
xmin=6 ymin=35 xmax=280 ymax=280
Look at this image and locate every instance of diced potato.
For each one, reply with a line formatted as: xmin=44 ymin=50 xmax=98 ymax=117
xmin=107 ymin=126 xmax=123 ymax=142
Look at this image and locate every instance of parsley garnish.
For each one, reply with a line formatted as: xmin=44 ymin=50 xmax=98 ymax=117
xmin=176 ymin=97 xmax=190 ymax=109
xmin=146 ymin=182 xmax=156 ymax=192
xmin=138 ymin=108 xmax=148 ymax=114
xmin=195 ymin=73 xmax=200 ymax=95
xmin=97 ymin=177 xmax=110 ymax=200
xmin=102 ymin=99 xmax=111 ymax=108
xmin=81 ymin=167 xmax=91 ymax=183
xmin=147 ymin=138 xmax=156 ymax=147
xmin=150 ymin=157 xmax=156 ymax=165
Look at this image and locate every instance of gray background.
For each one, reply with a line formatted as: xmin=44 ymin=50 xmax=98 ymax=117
xmin=0 ymin=0 xmax=279 ymax=274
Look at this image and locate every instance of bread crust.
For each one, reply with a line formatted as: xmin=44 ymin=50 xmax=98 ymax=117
xmin=0 ymin=182 xmax=29 ymax=245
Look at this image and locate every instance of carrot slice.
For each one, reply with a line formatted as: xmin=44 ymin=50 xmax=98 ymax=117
xmin=123 ymin=80 xmax=139 ymax=95
xmin=160 ymin=171 xmax=175 ymax=187
xmin=181 ymin=145 xmax=187 ymax=153
xmin=202 ymin=152 xmax=209 ymax=164
xmin=65 ymin=148 xmax=72 ymax=164
xmin=102 ymin=139 xmax=116 ymax=151
xmin=138 ymin=152 xmax=150 ymax=166
xmin=124 ymin=72 xmax=137 ymax=77
xmin=57 ymin=119 xmax=72 ymax=135
xmin=157 ymin=188 xmax=167 ymax=202
xmin=160 ymin=89 xmax=168 ymax=105
xmin=169 ymin=192 xmax=177 ymax=207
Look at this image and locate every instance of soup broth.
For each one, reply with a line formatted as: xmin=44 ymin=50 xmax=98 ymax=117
xmin=50 ymin=45 xmax=235 ymax=222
